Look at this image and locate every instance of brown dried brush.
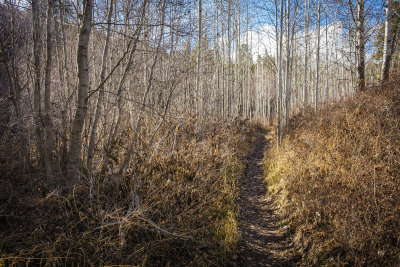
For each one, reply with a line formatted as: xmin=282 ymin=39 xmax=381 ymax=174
xmin=265 ymin=78 xmax=400 ymax=266
xmin=0 ymin=118 xmax=255 ymax=266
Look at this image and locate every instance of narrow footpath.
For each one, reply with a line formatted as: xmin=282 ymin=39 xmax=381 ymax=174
xmin=236 ymin=133 xmax=294 ymax=266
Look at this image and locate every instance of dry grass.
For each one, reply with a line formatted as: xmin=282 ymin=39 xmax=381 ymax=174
xmin=265 ymin=78 xmax=400 ymax=265
xmin=0 ymin=119 xmax=259 ymax=266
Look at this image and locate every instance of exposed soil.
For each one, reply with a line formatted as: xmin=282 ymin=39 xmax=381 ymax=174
xmin=236 ymin=133 xmax=295 ymax=266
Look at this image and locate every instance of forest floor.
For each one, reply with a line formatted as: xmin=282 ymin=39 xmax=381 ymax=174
xmin=235 ymin=133 xmax=296 ymax=266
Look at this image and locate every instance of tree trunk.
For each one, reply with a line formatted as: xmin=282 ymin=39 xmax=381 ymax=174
xmin=44 ymin=0 xmax=55 ymax=182
xmin=381 ymin=0 xmax=392 ymax=83
xmin=356 ymin=0 xmax=365 ymax=91
xmin=87 ymin=0 xmax=114 ymax=173
xmin=315 ymin=0 xmax=321 ymax=115
xmin=58 ymin=6 xmax=71 ymax=173
xmin=285 ymin=2 xmax=297 ymax=128
xmin=66 ymin=0 xmax=93 ymax=185
xmin=276 ymin=0 xmax=284 ymax=146
xmin=31 ymin=0 xmax=45 ymax=171
xmin=325 ymin=11 xmax=329 ymax=102
xmin=303 ymin=0 xmax=309 ymax=107
xmin=196 ymin=0 xmax=202 ymax=118
xmin=228 ymin=0 xmax=232 ymax=119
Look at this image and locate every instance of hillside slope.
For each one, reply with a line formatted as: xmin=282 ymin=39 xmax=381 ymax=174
xmin=265 ymin=77 xmax=400 ymax=265
xmin=0 ymin=121 xmax=255 ymax=266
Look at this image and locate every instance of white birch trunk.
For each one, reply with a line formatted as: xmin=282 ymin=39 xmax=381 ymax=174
xmin=303 ymin=0 xmax=309 ymax=107
xmin=67 ymin=0 xmax=93 ymax=184
xmin=315 ymin=0 xmax=321 ymax=115
xmin=87 ymin=0 xmax=114 ymax=172
xmin=381 ymin=0 xmax=392 ymax=82
xmin=196 ymin=0 xmax=202 ymax=118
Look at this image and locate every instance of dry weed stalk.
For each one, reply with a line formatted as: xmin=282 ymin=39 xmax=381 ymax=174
xmin=0 ymin=119 xmax=257 ymax=266
xmin=265 ymin=79 xmax=400 ymax=265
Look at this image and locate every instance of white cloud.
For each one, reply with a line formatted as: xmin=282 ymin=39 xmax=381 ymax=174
xmin=242 ymin=21 xmax=355 ymax=66
xmin=245 ymin=24 xmax=277 ymax=61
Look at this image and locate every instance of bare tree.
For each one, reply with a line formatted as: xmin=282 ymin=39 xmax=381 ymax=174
xmin=382 ymin=0 xmax=393 ymax=82
xmin=324 ymin=11 xmax=329 ymax=102
xmin=303 ymin=0 xmax=309 ymax=107
xmin=349 ymin=0 xmax=366 ymax=91
xmin=86 ymin=0 xmax=114 ymax=173
xmin=44 ymin=0 xmax=55 ymax=182
xmin=315 ymin=0 xmax=321 ymax=115
xmin=67 ymin=0 xmax=94 ymax=184
xmin=119 ymin=0 xmax=166 ymax=175
xmin=284 ymin=0 xmax=297 ymax=128
xmin=276 ymin=0 xmax=284 ymax=146
xmin=196 ymin=0 xmax=202 ymax=118
xmin=31 ymin=0 xmax=45 ymax=172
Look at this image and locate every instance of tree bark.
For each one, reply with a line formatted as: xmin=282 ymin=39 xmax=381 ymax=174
xmin=315 ymin=0 xmax=321 ymax=115
xmin=381 ymin=0 xmax=392 ymax=83
xmin=285 ymin=2 xmax=297 ymax=128
xmin=66 ymin=0 xmax=93 ymax=185
xmin=196 ymin=0 xmax=202 ymax=118
xmin=303 ymin=0 xmax=309 ymax=107
xmin=356 ymin=0 xmax=365 ymax=91
xmin=31 ymin=0 xmax=45 ymax=171
xmin=276 ymin=0 xmax=284 ymax=146
xmin=87 ymin=0 xmax=114 ymax=173
xmin=44 ymin=0 xmax=55 ymax=182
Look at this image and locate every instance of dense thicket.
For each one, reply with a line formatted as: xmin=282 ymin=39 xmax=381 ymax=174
xmin=1 ymin=119 xmax=262 ymax=265
xmin=265 ymin=73 xmax=400 ymax=265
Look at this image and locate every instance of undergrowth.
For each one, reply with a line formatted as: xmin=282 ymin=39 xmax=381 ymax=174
xmin=0 ymin=119 xmax=258 ymax=266
xmin=265 ymin=78 xmax=400 ymax=266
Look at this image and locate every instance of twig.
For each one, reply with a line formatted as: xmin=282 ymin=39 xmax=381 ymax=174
xmin=93 ymin=216 xmax=193 ymax=240
xmin=137 ymin=216 xmax=193 ymax=240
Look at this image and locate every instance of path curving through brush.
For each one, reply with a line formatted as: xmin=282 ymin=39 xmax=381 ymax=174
xmin=236 ymin=133 xmax=294 ymax=266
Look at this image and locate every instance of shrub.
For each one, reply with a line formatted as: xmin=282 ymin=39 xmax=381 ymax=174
xmin=265 ymin=82 xmax=400 ymax=265
xmin=0 ymin=119 xmax=256 ymax=266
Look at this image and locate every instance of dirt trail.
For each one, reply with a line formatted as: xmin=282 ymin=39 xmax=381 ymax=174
xmin=236 ymin=133 xmax=294 ymax=266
